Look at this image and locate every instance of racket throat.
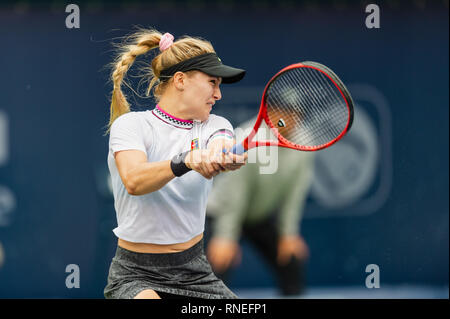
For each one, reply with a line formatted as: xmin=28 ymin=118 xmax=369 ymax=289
xmin=242 ymin=139 xmax=250 ymax=151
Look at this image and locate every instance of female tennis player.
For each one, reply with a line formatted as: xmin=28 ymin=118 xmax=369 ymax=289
xmin=103 ymin=29 xmax=248 ymax=299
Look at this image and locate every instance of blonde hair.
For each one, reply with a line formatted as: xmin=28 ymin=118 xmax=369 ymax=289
xmin=106 ymin=28 xmax=215 ymax=133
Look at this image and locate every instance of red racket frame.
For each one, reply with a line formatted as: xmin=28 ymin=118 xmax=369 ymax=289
xmin=239 ymin=62 xmax=353 ymax=153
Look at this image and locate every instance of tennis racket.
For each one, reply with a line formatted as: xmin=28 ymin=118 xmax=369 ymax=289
xmin=226 ymin=61 xmax=354 ymax=155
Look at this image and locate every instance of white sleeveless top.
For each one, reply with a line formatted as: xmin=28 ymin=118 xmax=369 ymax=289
xmin=107 ymin=106 xmax=233 ymax=244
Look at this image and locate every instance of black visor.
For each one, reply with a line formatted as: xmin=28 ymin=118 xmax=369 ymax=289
xmin=159 ymin=53 xmax=245 ymax=84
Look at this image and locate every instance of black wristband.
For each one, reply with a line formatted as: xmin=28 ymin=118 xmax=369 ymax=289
xmin=170 ymin=151 xmax=192 ymax=177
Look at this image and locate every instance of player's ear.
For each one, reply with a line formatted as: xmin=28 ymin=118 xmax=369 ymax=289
xmin=173 ymin=72 xmax=185 ymax=91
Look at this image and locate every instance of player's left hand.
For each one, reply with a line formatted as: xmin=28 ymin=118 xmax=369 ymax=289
xmin=208 ymin=139 xmax=248 ymax=172
xmin=220 ymin=150 xmax=248 ymax=171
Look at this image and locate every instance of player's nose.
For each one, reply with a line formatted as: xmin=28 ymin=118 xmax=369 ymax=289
xmin=213 ymin=86 xmax=222 ymax=101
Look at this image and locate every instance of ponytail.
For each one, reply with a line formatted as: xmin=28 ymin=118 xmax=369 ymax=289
xmin=107 ymin=29 xmax=162 ymax=132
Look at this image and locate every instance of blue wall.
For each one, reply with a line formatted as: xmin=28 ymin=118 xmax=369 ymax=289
xmin=0 ymin=1 xmax=448 ymax=297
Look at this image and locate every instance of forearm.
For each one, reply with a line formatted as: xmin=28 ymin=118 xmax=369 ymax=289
xmin=278 ymin=156 xmax=315 ymax=235
xmin=124 ymin=160 xmax=175 ymax=195
xmin=278 ymin=181 xmax=309 ymax=236
xmin=212 ymin=211 xmax=244 ymax=241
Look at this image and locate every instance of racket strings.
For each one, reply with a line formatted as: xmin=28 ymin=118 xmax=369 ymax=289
xmin=305 ymin=68 xmax=348 ymax=139
xmin=266 ymin=67 xmax=349 ymax=148
xmin=289 ymin=67 xmax=347 ymax=143
xmin=285 ymin=69 xmax=339 ymax=142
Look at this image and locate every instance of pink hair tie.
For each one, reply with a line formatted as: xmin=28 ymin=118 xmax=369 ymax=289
xmin=159 ymin=33 xmax=174 ymax=52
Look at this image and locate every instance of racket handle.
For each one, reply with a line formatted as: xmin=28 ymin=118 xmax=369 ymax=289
xmin=222 ymin=143 xmax=246 ymax=155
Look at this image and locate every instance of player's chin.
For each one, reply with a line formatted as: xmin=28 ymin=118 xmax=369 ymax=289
xmin=199 ymin=111 xmax=211 ymax=122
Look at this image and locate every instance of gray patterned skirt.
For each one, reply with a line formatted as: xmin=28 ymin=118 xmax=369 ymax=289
xmin=104 ymin=238 xmax=238 ymax=299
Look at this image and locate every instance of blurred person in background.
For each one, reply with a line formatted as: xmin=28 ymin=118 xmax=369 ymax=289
xmin=206 ymin=117 xmax=314 ymax=296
